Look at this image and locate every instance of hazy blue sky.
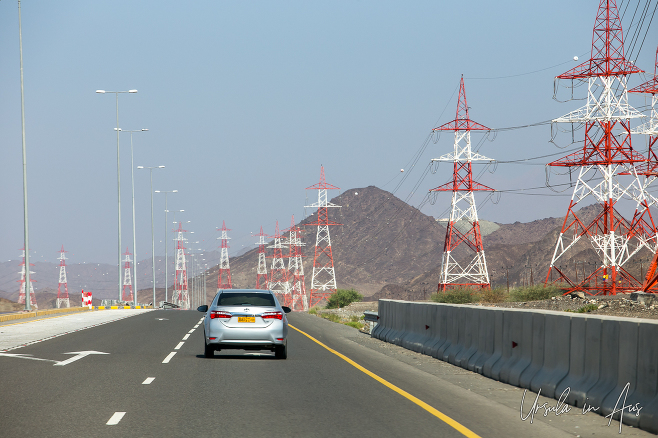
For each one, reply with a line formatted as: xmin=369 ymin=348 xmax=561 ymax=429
xmin=1 ymin=0 xmax=656 ymax=266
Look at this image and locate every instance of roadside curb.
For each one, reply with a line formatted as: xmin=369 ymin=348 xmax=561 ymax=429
xmin=0 ymin=307 xmax=90 ymax=323
xmin=95 ymin=306 xmax=152 ymax=310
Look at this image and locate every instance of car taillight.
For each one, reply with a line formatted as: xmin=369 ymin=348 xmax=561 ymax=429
xmin=261 ymin=311 xmax=283 ymax=320
xmin=210 ymin=311 xmax=232 ymax=319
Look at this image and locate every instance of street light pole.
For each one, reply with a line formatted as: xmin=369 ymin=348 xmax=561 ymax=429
xmin=155 ymin=190 xmax=177 ymax=302
xmin=120 ymin=128 xmax=148 ymax=307
xmin=96 ymin=88 xmax=137 ymax=301
xmin=138 ymin=165 xmax=164 ymax=307
xmin=18 ymin=0 xmax=31 ymax=311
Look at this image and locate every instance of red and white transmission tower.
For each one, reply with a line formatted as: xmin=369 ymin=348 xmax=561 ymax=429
xmin=122 ymin=247 xmax=133 ymax=302
xmin=17 ymin=247 xmax=37 ymax=309
xmin=629 ymin=46 xmax=658 ymax=174
xmin=268 ymin=221 xmax=290 ymax=306
xmin=217 ymin=221 xmax=233 ymax=289
xmin=173 ymin=221 xmax=190 ymax=309
xmin=254 ymin=226 xmax=269 ymax=289
xmin=632 ymin=45 xmax=658 ymax=292
xmin=287 ymin=216 xmax=308 ymax=311
xmin=56 ymin=245 xmax=70 ymax=308
xmin=544 ymin=0 xmax=654 ymax=295
xmin=431 ymin=77 xmax=494 ymax=291
xmin=305 ymin=166 xmax=341 ymax=307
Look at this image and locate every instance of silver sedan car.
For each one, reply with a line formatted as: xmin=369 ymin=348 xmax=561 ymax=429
xmin=197 ymin=289 xmax=291 ymax=359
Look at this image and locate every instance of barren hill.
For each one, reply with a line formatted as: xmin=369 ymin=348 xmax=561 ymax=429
xmin=209 ymin=185 xmax=454 ymax=297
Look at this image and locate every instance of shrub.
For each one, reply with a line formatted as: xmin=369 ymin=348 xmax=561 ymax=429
xmin=575 ymin=303 xmax=599 ymax=313
xmin=308 ymin=307 xmax=319 ymax=315
xmin=345 ymin=321 xmax=364 ymax=330
xmin=480 ymin=287 xmax=507 ymax=303
xmin=430 ymin=288 xmax=477 ymax=304
xmin=325 ymin=289 xmax=363 ymax=309
xmin=508 ymin=284 xmax=564 ymax=302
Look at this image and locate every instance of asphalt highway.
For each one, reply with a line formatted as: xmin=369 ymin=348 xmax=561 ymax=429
xmin=0 ymin=310 xmax=651 ymax=437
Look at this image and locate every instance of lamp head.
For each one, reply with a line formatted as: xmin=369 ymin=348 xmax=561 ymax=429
xmin=96 ymin=90 xmax=106 ymax=94
xmin=158 ymin=165 xmax=165 ymax=168
xmin=128 ymin=90 xmax=138 ymax=93
xmin=141 ymin=128 xmax=149 ymax=131
xmin=137 ymin=166 xmax=144 ymax=169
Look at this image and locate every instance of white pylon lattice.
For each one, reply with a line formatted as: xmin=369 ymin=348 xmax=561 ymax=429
xmin=287 ymin=216 xmax=308 ymax=311
xmin=122 ymin=247 xmax=133 ymax=302
xmin=173 ymin=221 xmax=189 ymax=309
xmin=254 ymin=226 xmax=269 ymax=289
xmin=217 ymin=221 xmax=232 ymax=289
xmin=267 ymin=221 xmax=290 ymax=306
xmin=305 ymin=166 xmax=341 ymax=308
xmin=56 ymin=245 xmax=70 ymax=308
xmin=544 ymin=0 xmax=656 ymax=295
xmin=431 ymin=76 xmax=494 ymax=291
xmin=17 ymin=248 xmax=37 ymax=309
xmin=629 ymin=45 xmax=658 ymax=176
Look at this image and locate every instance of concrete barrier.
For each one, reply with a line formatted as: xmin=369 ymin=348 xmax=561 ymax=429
xmin=481 ymin=309 xmax=504 ymax=378
xmin=454 ymin=307 xmax=479 ymax=368
xmin=373 ymin=299 xmax=658 ymax=434
xmin=446 ymin=306 xmax=467 ymax=365
xmin=584 ymin=318 xmax=621 ymax=410
xmin=466 ymin=308 xmax=495 ymax=373
xmin=422 ymin=304 xmax=447 ymax=357
xmin=400 ymin=303 xmax=428 ymax=353
xmin=634 ymin=321 xmax=658 ymax=431
xmin=530 ymin=312 xmax=571 ymax=398
xmin=379 ymin=300 xmax=397 ymax=343
xmin=600 ymin=320 xmax=639 ymax=420
xmin=501 ymin=310 xmax=533 ymax=387
xmin=437 ymin=306 xmax=457 ymax=361
xmin=372 ymin=300 xmax=389 ymax=340
xmin=518 ymin=312 xmax=546 ymax=389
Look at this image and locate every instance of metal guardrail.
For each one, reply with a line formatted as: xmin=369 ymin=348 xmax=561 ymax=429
xmin=363 ymin=311 xmax=379 ymax=335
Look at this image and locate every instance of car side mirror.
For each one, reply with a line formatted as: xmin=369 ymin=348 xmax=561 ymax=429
xmin=281 ymin=306 xmax=291 ymax=314
xmin=197 ymin=305 xmax=208 ymax=312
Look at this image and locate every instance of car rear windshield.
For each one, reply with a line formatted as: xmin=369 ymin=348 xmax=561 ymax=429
xmin=217 ymin=292 xmax=276 ymax=307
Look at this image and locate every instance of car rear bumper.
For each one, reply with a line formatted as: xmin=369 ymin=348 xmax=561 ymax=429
xmin=205 ymin=323 xmax=287 ymax=349
xmin=209 ymin=339 xmax=286 ymax=351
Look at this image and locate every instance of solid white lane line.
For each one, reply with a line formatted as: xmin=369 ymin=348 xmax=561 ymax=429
xmin=106 ymin=412 xmax=126 ymax=425
xmin=188 ymin=329 xmax=195 ymax=334
xmin=162 ymin=352 xmax=176 ymax=363
xmin=182 ymin=334 xmax=190 ymax=340
xmin=142 ymin=377 xmax=155 ymax=385
xmin=175 ymin=342 xmax=184 ymax=350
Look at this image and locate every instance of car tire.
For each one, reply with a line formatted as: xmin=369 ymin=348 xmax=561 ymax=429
xmin=204 ymin=337 xmax=214 ymax=358
xmin=275 ymin=344 xmax=287 ymax=360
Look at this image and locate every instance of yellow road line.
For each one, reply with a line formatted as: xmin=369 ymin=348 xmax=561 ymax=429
xmin=289 ymin=324 xmax=481 ymax=438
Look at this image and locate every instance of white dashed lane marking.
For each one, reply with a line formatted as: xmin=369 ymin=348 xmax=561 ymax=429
xmin=175 ymin=342 xmax=184 ymax=350
xmin=182 ymin=334 xmax=190 ymax=340
xmin=187 ymin=329 xmax=195 ymax=334
xmin=162 ymin=352 xmax=176 ymax=363
xmin=106 ymin=412 xmax=126 ymax=425
xmin=142 ymin=377 xmax=155 ymax=385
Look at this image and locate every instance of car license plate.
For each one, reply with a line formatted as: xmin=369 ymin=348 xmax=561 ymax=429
xmin=238 ymin=316 xmax=255 ymax=323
